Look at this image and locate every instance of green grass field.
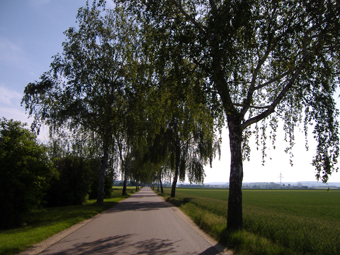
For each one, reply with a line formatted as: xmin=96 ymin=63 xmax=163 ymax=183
xmin=0 ymin=187 xmax=136 ymax=255
xmin=160 ymin=188 xmax=340 ymax=255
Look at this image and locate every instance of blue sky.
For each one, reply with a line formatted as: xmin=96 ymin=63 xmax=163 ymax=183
xmin=0 ymin=0 xmax=85 ymax=127
xmin=0 ymin=0 xmax=339 ymax=184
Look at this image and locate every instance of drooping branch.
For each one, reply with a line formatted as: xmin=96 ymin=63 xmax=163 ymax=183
xmin=240 ymin=53 xmax=311 ymax=131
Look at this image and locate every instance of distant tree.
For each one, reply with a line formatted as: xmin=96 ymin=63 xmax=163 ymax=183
xmin=22 ymin=2 xmax=142 ymax=205
xmin=157 ymin=60 xmax=222 ymax=198
xmin=157 ymin=166 xmax=165 ymax=193
xmin=117 ymin=0 xmax=340 ymax=230
xmin=0 ymin=118 xmax=56 ymax=229
xmin=165 ymin=109 xmax=221 ymax=198
xmin=119 ymin=143 xmax=133 ymax=196
xmin=142 ymin=24 xmax=222 ymax=197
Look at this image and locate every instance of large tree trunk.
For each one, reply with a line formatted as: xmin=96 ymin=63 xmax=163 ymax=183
xmin=97 ymin=141 xmax=109 ymax=205
xmin=171 ymin=142 xmax=180 ymax=197
xmin=227 ymin=122 xmax=244 ymax=230
xmin=157 ymin=176 xmax=160 ymax=192
xmin=159 ymin=170 xmax=164 ymax=194
xmin=122 ymin=164 xmax=128 ymax=196
xmin=171 ymin=168 xmax=178 ymax=197
xmin=210 ymin=33 xmax=244 ymax=229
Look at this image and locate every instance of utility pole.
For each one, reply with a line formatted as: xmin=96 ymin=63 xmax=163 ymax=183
xmin=278 ymin=172 xmax=284 ymax=186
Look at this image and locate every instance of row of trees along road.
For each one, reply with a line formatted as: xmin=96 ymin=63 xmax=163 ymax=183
xmin=22 ymin=1 xmax=219 ymax=205
xmin=23 ymin=0 xmax=340 ymax=231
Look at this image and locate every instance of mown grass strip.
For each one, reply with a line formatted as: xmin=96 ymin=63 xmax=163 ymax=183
xmin=0 ymin=188 xmax=136 ymax=255
xmin=158 ymin=188 xmax=340 ymax=255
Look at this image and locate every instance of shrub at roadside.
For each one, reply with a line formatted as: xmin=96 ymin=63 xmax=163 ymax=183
xmin=45 ymin=156 xmax=115 ymax=207
xmin=44 ymin=156 xmax=97 ymax=206
xmin=88 ymin=166 xmax=115 ymax=199
xmin=0 ymin=118 xmax=57 ymax=230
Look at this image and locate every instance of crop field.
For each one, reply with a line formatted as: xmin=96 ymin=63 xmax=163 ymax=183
xmin=161 ymin=188 xmax=340 ymax=254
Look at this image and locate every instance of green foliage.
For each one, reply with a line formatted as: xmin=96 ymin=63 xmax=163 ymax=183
xmin=161 ymin=188 xmax=340 ymax=254
xmin=21 ymin=0 xmax=340 ymax=231
xmin=120 ymin=0 xmax=340 ymax=178
xmin=21 ymin=1 xmax=148 ymax=204
xmin=44 ymin=156 xmax=98 ymax=206
xmin=126 ymin=0 xmax=340 ymax=180
xmin=88 ymin=166 xmax=115 ymax=199
xmin=0 ymin=118 xmax=56 ymax=229
xmin=119 ymin=0 xmax=340 ymax=230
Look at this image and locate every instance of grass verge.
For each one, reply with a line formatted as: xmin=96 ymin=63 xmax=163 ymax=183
xmin=0 ymin=187 xmax=136 ymax=255
xmin=158 ymin=188 xmax=340 ymax=255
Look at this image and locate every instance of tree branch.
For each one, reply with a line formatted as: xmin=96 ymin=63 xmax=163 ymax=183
xmin=171 ymin=0 xmax=207 ymax=35
xmin=240 ymin=36 xmax=273 ymax=118
xmin=254 ymin=71 xmax=291 ymax=90
xmin=240 ymin=53 xmax=311 ymax=131
xmin=209 ymin=0 xmax=217 ymax=12
xmin=233 ymin=103 xmax=271 ymax=109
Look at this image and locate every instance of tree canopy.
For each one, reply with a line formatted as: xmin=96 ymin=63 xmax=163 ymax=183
xmin=22 ymin=1 xmax=144 ymax=204
xmin=0 ymin=118 xmax=56 ymax=229
xmin=117 ymin=0 xmax=340 ymax=230
xmin=20 ymin=0 xmax=340 ymax=230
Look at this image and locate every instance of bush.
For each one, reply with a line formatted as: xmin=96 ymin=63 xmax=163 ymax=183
xmin=88 ymin=166 xmax=115 ymax=199
xmin=44 ymin=156 xmax=98 ymax=206
xmin=0 ymin=118 xmax=56 ymax=229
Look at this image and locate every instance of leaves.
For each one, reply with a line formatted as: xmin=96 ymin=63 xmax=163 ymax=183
xmin=119 ymin=0 xmax=340 ymax=182
xmin=0 ymin=118 xmax=56 ymax=229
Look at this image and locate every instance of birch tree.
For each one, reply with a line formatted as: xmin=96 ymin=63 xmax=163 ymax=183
xmin=22 ymin=1 xmax=141 ymax=204
xmin=117 ymin=0 xmax=340 ymax=230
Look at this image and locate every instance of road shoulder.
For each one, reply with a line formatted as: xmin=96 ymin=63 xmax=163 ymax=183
xmin=157 ymin=191 xmax=233 ymax=255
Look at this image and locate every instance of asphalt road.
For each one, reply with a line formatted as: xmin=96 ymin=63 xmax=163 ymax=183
xmin=29 ymin=187 xmax=230 ymax=255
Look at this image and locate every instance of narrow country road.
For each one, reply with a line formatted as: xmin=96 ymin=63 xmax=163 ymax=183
xmin=33 ymin=187 xmax=229 ymax=255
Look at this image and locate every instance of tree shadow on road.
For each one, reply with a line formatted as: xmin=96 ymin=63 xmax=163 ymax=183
xmin=40 ymin=234 xmax=196 ymax=254
xmin=165 ymin=197 xmax=194 ymax=207
xmin=198 ymin=245 xmax=223 ymax=255
xmin=103 ymin=200 xmax=172 ymax=213
xmin=131 ymin=194 xmax=159 ymax=198
xmin=104 ymin=196 xmax=195 ymax=213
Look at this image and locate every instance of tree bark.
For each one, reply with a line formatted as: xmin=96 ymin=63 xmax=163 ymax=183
xmin=122 ymin=163 xmax=128 ymax=196
xmin=157 ymin=175 xmax=160 ymax=192
xmin=97 ymin=141 xmax=109 ymax=205
xmin=159 ymin=169 xmax=164 ymax=193
xmin=171 ymin=168 xmax=178 ymax=197
xmin=171 ymin=142 xmax=180 ymax=197
xmin=227 ymin=121 xmax=243 ymax=230
xmin=209 ymin=28 xmax=244 ymax=230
